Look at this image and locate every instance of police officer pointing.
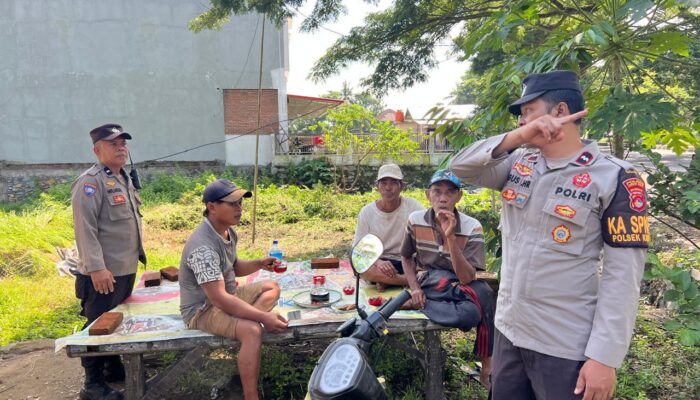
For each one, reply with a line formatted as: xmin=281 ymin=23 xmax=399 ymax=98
xmin=450 ymin=71 xmax=648 ymax=400
xmin=71 ymin=124 xmax=146 ymax=400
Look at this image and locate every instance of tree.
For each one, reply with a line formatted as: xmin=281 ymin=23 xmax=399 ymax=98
xmin=322 ymin=81 xmax=385 ymax=114
xmin=193 ymin=1 xmax=698 ymax=153
xmin=308 ymin=103 xmax=420 ymax=191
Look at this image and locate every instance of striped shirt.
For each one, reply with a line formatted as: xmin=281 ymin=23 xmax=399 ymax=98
xmin=401 ymin=208 xmax=485 ymax=272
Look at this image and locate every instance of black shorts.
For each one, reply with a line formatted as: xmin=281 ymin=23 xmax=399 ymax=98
xmin=380 ymin=258 xmax=404 ymax=274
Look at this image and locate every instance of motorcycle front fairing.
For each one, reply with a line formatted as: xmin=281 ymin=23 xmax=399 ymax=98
xmin=307 ymin=337 xmax=387 ymax=400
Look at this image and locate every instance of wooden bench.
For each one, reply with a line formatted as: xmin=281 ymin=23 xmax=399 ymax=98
xmin=65 ymin=319 xmax=449 ymax=400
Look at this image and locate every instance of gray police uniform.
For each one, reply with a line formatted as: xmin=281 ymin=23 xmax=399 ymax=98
xmin=71 ymin=162 xmax=146 ymax=383
xmin=449 ymin=136 xmax=648 ymax=386
xmin=72 ymin=162 xmax=146 ymax=276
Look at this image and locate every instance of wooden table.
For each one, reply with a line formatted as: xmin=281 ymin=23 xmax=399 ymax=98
xmin=65 ymin=318 xmax=448 ymax=400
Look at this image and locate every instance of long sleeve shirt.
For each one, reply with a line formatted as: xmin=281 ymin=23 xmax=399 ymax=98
xmin=449 ymin=135 xmax=648 ymax=368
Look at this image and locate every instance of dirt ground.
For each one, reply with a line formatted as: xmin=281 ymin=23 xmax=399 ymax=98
xmin=0 ymin=339 xmax=87 ymax=400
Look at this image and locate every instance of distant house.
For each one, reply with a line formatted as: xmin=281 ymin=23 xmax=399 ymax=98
xmin=377 ymin=105 xmax=477 ymax=153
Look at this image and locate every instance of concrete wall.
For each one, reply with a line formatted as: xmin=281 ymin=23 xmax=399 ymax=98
xmin=0 ymin=0 xmax=288 ymax=164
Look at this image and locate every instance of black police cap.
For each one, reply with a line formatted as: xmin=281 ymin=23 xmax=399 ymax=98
xmin=90 ymin=123 xmax=133 ymax=144
xmin=508 ymin=70 xmax=582 ymax=116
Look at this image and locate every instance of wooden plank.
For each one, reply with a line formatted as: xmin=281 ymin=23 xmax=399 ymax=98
xmin=424 ymin=330 xmax=445 ymax=400
xmin=385 ymin=336 xmax=426 ymax=370
xmin=66 ymin=319 xmax=445 ymax=358
xmin=124 ymin=353 xmax=145 ymax=400
xmin=142 ymin=344 xmax=210 ymax=400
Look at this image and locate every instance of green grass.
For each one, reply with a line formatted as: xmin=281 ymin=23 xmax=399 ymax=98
xmin=0 ymin=275 xmax=83 ymax=345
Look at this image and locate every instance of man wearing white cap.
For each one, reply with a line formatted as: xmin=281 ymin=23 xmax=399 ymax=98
xmin=353 ymin=164 xmax=424 ymax=289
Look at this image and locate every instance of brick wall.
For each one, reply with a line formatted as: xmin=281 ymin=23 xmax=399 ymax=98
xmin=223 ymin=89 xmax=279 ymax=135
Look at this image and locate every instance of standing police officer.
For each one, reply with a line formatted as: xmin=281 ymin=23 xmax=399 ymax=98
xmin=449 ymin=71 xmax=649 ymax=400
xmin=71 ymin=124 xmax=146 ymax=400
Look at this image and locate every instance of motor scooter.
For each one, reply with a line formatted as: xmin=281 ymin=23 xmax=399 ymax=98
xmin=307 ymin=234 xmax=411 ymax=400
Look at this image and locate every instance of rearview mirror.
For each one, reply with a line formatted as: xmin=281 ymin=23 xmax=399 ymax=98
xmin=350 ymin=234 xmax=383 ymax=274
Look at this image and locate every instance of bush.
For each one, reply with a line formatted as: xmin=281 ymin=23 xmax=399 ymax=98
xmin=278 ymin=158 xmax=334 ymax=188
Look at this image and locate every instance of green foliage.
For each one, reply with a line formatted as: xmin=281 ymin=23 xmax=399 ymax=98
xmin=644 ymin=251 xmax=700 ymax=346
xmin=617 ymin=313 xmax=700 ymax=399
xmin=259 ymin=344 xmax=320 ymax=399
xmin=310 ymin=103 xmax=422 ymax=191
xmin=644 ymin=148 xmax=700 ymax=229
xmin=279 ymin=158 xmax=334 ymax=188
xmin=322 ymin=81 xmax=385 ymax=114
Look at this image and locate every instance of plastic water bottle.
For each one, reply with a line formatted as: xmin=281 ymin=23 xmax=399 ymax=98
xmin=269 ymin=240 xmax=286 ymax=273
xmin=269 ymin=240 xmax=283 ymax=260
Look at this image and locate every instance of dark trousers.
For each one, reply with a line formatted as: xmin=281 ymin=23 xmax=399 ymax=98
xmin=379 ymin=258 xmax=404 ymax=274
xmin=491 ymin=329 xmax=584 ymax=400
xmin=75 ymin=273 xmax=136 ymax=378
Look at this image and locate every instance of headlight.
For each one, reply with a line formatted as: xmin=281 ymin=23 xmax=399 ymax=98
xmin=317 ymin=343 xmax=362 ymax=394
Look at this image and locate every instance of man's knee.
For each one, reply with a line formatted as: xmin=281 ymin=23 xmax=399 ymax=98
xmin=261 ymin=281 xmax=281 ymax=296
xmin=236 ymin=320 xmax=263 ymax=344
xmin=360 ymin=265 xmax=382 ymax=281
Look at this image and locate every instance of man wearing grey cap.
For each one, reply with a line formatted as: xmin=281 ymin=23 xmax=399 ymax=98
xmin=353 ymin=164 xmax=424 ymax=290
xmin=179 ymin=179 xmax=288 ymax=400
xmin=71 ymin=123 xmax=146 ymax=400
xmin=449 ymin=71 xmax=648 ymax=399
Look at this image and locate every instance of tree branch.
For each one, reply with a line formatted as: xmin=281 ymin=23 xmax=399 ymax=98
xmin=650 ymin=213 xmax=700 ymax=250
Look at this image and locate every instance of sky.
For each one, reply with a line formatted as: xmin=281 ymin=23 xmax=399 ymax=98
xmin=286 ymin=2 xmax=470 ymax=113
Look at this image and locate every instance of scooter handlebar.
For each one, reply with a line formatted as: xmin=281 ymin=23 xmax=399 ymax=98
xmin=378 ymin=289 xmax=411 ymax=320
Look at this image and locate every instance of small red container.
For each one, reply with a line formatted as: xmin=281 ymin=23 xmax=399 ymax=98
xmin=313 ymin=275 xmax=326 ymax=285
xmin=368 ymin=296 xmax=384 ymax=306
xmin=273 ymin=264 xmax=287 ymax=273
xmin=343 ymin=286 xmax=355 ymax=295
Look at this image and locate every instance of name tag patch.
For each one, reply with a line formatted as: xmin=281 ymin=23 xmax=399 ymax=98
xmin=552 ymin=225 xmax=571 ymax=243
xmin=507 ymin=173 xmax=532 ymax=188
xmin=83 ymin=183 xmax=97 ymax=198
xmin=112 ymin=194 xmax=126 ymax=204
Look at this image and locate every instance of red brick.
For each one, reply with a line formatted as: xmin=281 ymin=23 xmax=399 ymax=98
xmin=89 ymin=312 xmax=123 ymax=336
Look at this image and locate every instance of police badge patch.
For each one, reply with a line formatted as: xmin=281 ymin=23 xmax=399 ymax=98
xmin=575 ymin=151 xmax=594 ymax=166
xmin=83 ymin=183 xmax=97 ymax=198
xmin=502 ymin=188 xmax=516 ymax=201
xmin=622 ymin=177 xmax=647 ymax=212
xmin=601 ymin=168 xmax=649 ymax=248
xmin=552 ymin=225 xmax=571 ymax=244
xmin=572 ymin=172 xmax=591 ymax=188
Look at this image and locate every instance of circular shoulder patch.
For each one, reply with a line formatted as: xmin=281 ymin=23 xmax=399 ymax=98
xmin=83 ymin=183 xmax=97 ymax=198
